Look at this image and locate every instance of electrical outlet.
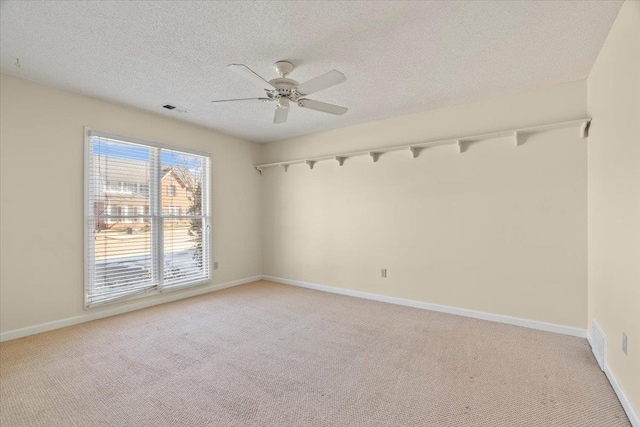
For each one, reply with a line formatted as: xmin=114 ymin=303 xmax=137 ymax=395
xmin=213 ymin=261 xmax=219 ymax=270
xmin=381 ymin=268 xmax=387 ymax=278
xmin=622 ymin=333 xmax=627 ymax=355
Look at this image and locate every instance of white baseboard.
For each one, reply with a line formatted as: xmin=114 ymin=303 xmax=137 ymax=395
xmin=587 ymin=322 xmax=639 ymax=427
xmin=262 ymin=275 xmax=586 ymax=338
xmin=605 ymin=362 xmax=640 ymax=427
xmin=0 ymin=275 xmax=262 ymax=342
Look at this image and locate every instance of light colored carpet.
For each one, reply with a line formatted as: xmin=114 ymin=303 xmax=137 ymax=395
xmin=0 ymin=280 xmax=631 ymax=427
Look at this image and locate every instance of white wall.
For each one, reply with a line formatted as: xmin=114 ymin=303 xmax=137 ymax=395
xmin=0 ymin=74 xmax=262 ymax=335
xmin=261 ymin=80 xmax=588 ymax=329
xmin=587 ymin=0 xmax=640 ymax=416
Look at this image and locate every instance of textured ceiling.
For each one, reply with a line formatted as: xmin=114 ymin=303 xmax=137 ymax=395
xmin=0 ymin=1 xmax=622 ymax=143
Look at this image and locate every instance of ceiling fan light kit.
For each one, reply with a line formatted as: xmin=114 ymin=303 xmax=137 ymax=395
xmin=212 ymin=61 xmax=348 ymax=124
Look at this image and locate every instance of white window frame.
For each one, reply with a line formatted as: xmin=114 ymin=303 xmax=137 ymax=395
xmin=84 ymin=127 xmax=212 ymax=308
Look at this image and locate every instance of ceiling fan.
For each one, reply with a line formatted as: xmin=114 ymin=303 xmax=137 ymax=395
xmin=212 ymin=61 xmax=348 ymax=124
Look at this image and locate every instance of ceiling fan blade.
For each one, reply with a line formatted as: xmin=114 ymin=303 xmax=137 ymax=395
xmin=298 ymin=99 xmax=348 ymax=115
xmin=274 ymin=106 xmax=289 ymax=124
xmin=211 ymin=98 xmax=270 ymax=103
xmin=227 ymin=64 xmax=275 ymax=91
xmin=296 ymin=70 xmax=346 ymax=95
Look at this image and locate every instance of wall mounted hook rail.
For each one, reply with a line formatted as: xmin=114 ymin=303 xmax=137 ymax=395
xmin=255 ymin=118 xmax=591 ymax=174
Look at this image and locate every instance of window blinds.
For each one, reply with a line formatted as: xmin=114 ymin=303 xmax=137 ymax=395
xmin=85 ymin=131 xmax=211 ymax=307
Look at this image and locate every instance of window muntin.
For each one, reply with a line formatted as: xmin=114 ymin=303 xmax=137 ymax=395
xmin=85 ymin=131 xmax=211 ymax=307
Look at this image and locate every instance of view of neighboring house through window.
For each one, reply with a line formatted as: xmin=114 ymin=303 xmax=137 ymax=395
xmin=85 ymin=130 xmax=211 ymax=307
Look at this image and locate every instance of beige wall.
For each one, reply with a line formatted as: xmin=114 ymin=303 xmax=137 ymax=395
xmin=261 ymin=80 xmax=588 ymax=329
xmin=0 ymin=74 xmax=262 ymax=334
xmin=587 ymin=0 xmax=640 ymax=415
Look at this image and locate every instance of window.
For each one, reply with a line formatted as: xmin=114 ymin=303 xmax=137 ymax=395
xmin=162 ymin=206 xmax=182 ymax=216
xmin=123 ymin=183 xmax=136 ymax=193
xmin=105 ymin=205 xmax=122 ymax=224
xmin=105 ymin=181 xmax=123 ymax=193
xmin=137 ymin=206 xmax=146 ymax=223
xmin=85 ymin=129 xmax=211 ymax=307
xmin=167 ymin=185 xmax=177 ymax=197
xmin=122 ymin=205 xmax=131 ymax=223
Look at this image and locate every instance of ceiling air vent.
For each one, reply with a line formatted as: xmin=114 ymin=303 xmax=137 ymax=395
xmin=161 ymin=104 xmax=188 ymax=113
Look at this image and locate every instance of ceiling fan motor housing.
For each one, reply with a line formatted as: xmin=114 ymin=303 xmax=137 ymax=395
xmin=267 ymin=61 xmax=301 ymax=100
xmin=267 ymin=77 xmax=300 ymax=100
